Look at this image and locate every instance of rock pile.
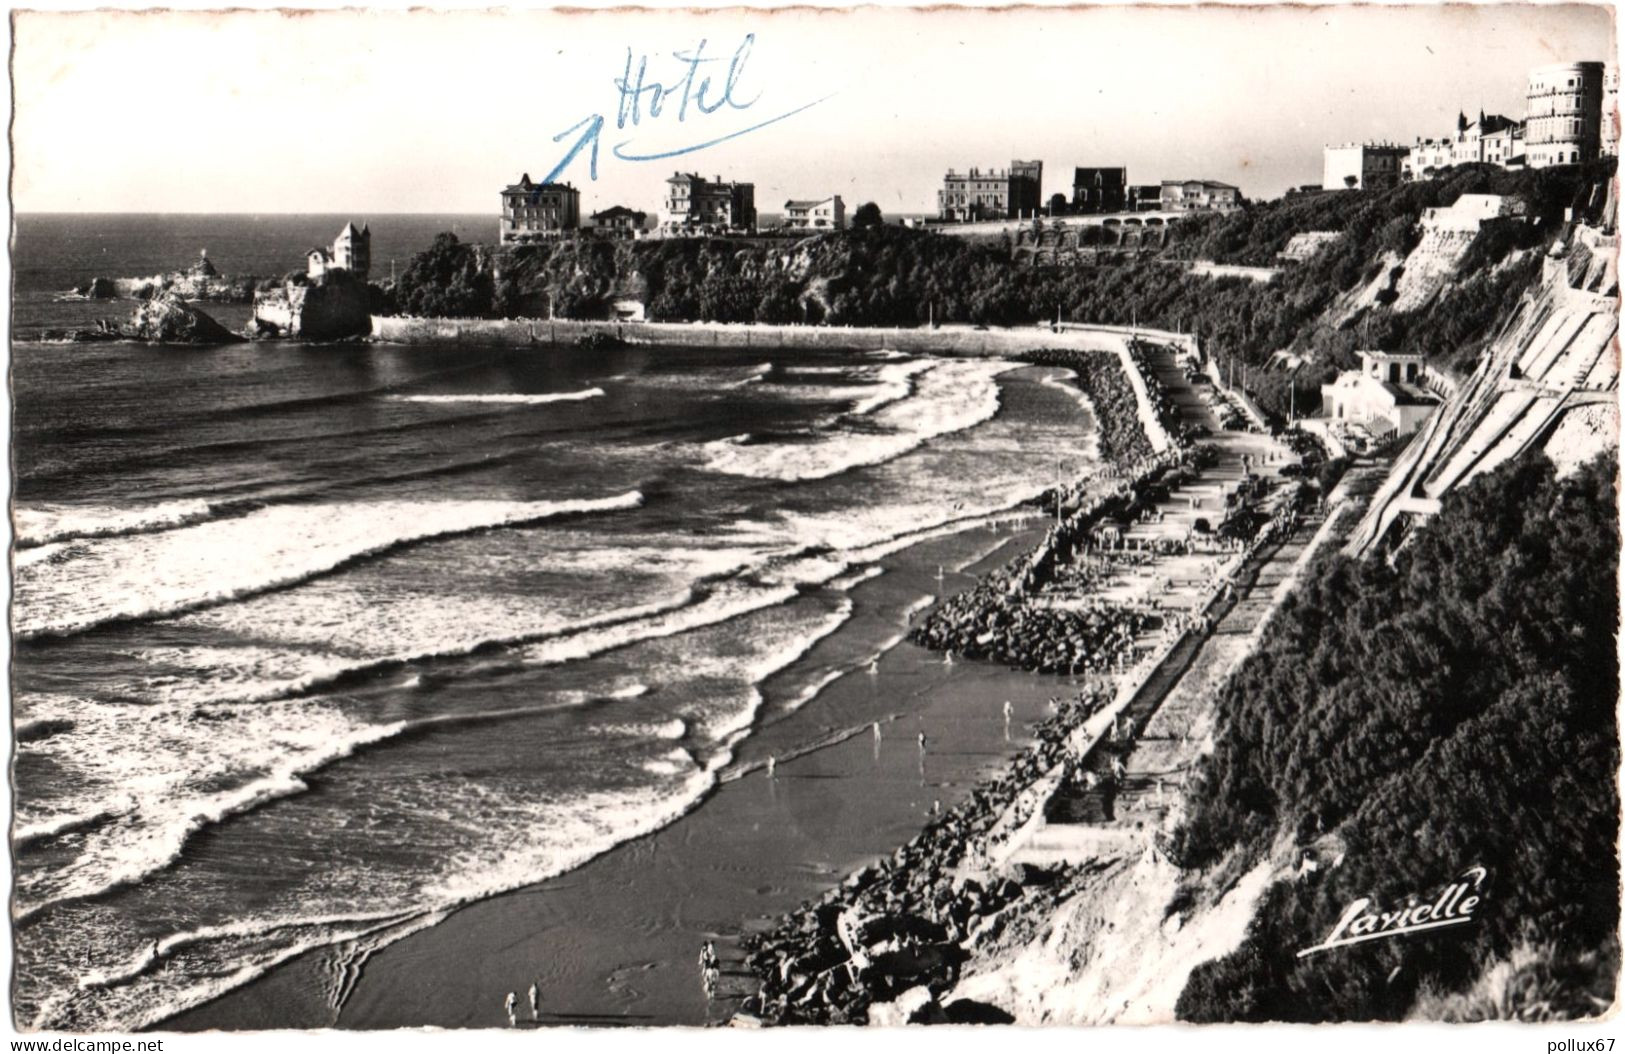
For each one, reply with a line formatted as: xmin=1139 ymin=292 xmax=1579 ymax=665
xmin=740 ymin=690 xmax=1111 ymax=1025
xmin=1015 ymin=348 xmax=1158 ymax=465
xmin=910 ymin=580 xmax=1149 ymax=675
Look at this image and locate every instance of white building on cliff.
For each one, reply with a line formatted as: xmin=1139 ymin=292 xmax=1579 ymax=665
xmin=307 ymin=223 xmax=371 ymax=283
xmin=1321 ymin=351 xmax=1443 ymax=438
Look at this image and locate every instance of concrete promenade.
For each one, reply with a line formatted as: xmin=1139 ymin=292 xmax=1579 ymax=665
xmin=988 ymin=347 xmax=1384 ymax=869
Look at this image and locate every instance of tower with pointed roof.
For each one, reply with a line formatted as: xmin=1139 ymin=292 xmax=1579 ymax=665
xmin=332 ymin=222 xmax=371 ymax=282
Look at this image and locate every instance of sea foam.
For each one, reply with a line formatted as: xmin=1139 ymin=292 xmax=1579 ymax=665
xmin=383 ymin=388 xmax=605 ymax=405
xmin=701 ymin=359 xmax=1018 ymax=482
xmin=15 ymin=492 xmax=644 ymax=639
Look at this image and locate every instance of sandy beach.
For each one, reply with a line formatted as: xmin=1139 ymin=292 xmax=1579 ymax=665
xmin=163 ymin=340 xmax=1233 ymax=1032
xmin=163 ymin=510 xmax=1099 ymax=1030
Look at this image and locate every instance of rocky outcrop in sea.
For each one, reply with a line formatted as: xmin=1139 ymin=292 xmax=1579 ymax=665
xmin=249 ymin=270 xmax=372 ymax=340
xmin=40 ymin=292 xmax=244 ymax=344
xmin=72 ymin=252 xmax=257 ymax=304
xmin=119 ymin=293 xmax=245 ymax=344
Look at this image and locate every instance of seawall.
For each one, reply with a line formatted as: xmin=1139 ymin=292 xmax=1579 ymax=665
xmin=368 ymin=316 xmax=1175 ymax=454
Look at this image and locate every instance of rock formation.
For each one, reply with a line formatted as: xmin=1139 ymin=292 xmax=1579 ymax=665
xmin=118 ymin=292 xmax=244 ymax=344
xmin=249 ymin=269 xmax=372 ymax=340
xmin=74 ymin=251 xmax=257 ymax=303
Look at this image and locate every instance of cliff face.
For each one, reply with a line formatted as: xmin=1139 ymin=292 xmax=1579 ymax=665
xmin=1346 ymin=220 xmax=1619 ymax=554
xmin=249 ymin=271 xmax=371 ymax=340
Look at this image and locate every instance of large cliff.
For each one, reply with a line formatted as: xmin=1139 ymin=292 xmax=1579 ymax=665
xmin=384 ymin=163 xmax=1611 ymax=422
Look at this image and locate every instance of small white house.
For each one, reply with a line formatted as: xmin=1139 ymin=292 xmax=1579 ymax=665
xmin=1320 ymin=351 xmax=1443 ymax=437
xmin=783 ymin=196 xmax=846 ymax=230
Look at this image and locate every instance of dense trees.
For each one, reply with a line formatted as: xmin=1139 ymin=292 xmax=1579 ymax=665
xmin=392 ymin=233 xmax=495 ymax=318
xmin=1173 ymin=453 xmax=1619 ymax=1022
xmin=388 ymin=162 xmax=1610 ymax=416
xmin=851 ymin=202 xmax=884 ymax=229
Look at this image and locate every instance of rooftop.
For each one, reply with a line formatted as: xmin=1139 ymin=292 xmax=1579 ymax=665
xmin=668 ymin=172 xmax=752 ymax=187
xmin=1381 ymin=381 xmax=1444 ymax=407
xmin=504 ymin=173 xmax=576 ymax=195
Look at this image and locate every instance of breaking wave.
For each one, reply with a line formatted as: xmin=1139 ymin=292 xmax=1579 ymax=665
xmin=15 ymin=493 xmax=645 ymax=639
xmin=383 ymin=388 xmax=606 ymax=405
xmin=701 ymin=359 xmax=1018 ymax=482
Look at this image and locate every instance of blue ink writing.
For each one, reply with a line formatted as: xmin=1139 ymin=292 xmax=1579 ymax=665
xmin=616 ymin=35 xmax=761 ymax=128
xmin=539 ymin=34 xmax=829 ymax=186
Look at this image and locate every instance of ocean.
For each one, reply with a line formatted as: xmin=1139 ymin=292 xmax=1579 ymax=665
xmin=9 ymin=214 xmax=1100 ymax=1030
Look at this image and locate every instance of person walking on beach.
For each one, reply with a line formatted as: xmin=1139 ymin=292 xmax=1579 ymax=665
xmin=528 ymin=981 xmax=539 ymax=1022
xmin=917 ymin=731 xmax=928 ymax=752
xmin=872 ymin=721 xmax=882 ymax=741
xmin=766 ymin=755 xmax=777 ymax=780
xmin=504 ymin=991 xmax=517 ymax=1027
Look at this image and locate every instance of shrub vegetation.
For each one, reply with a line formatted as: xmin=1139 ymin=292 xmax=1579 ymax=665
xmin=1173 ymin=452 xmax=1619 ymax=1022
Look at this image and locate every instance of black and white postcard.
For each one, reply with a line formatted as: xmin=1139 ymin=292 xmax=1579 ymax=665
xmin=7 ymin=2 xmax=1620 ymax=1038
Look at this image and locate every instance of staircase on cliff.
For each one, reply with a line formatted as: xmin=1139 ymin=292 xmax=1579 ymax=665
xmin=1345 ymin=216 xmax=1619 ymax=556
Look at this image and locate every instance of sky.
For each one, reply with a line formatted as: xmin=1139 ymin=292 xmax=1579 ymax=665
xmin=10 ymin=4 xmax=1616 ymax=216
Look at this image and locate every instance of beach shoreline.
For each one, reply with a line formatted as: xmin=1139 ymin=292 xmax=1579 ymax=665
xmin=734 ymin=342 xmax=1341 ymax=1026
xmin=153 ymin=336 xmax=1174 ymax=1033
xmin=159 ymin=509 xmax=1100 ymax=1030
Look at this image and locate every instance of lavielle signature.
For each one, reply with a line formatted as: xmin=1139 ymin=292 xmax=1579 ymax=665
xmin=1296 ymin=865 xmax=1487 ymax=958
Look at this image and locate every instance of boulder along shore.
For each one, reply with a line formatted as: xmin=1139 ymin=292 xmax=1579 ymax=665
xmin=740 ymin=344 xmax=1195 ymax=1024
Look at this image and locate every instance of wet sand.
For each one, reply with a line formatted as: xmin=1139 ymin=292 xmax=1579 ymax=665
xmin=164 ymin=513 xmax=1100 ymax=1030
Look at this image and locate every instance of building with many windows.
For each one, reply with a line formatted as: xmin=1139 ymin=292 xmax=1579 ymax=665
xmin=500 ymin=174 xmax=581 ymax=243
xmin=1071 ymin=167 xmax=1127 ymax=214
xmin=1404 ymin=138 xmax=1456 ymax=180
xmin=1452 ymin=111 xmax=1520 ymax=164
xmin=1480 ymin=122 xmax=1527 ymax=167
xmin=661 ymin=172 xmax=757 ymax=232
xmin=938 ymin=162 xmax=1044 ymax=222
xmin=1526 ymin=61 xmax=1606 ymax=168
xmin=1404 ymin=112 xmax=1525 ymax=180
xmin=588 ymin=205 xmax=648 ymax=238
xmin=1160 ymin=179 xmax=1242 ymax=211
xmin=783 ymin=196 xmax=846 ymax=229
xmin=1323 ymin=143 xmax=1408 ymax=190
xmin=1603 ymin=63 xmax=1619 ymax=157
xmin=1320 ymin=351 xmax=1443 ymax=437
xmin=1008 ymin=160 xmax=1044 ymax=217
xmin=306 ymin=222 xmax=371 ymax=281
xmin=1127 ymin=184 xmax=1163 ymax=211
